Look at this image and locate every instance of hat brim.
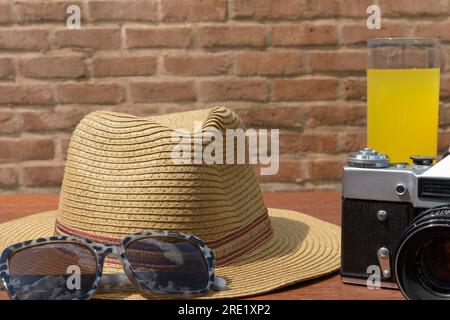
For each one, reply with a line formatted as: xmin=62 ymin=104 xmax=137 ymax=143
xmin=0 ymin=209 xmax=340 ymax=299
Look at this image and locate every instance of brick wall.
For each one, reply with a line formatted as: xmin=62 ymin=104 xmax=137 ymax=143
xmin=1 ymin=0 xmax=450 ymax=194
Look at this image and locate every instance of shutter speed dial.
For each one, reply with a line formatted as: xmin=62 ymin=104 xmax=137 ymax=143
xmin=348 ymin=148 xmax=390 ymax=168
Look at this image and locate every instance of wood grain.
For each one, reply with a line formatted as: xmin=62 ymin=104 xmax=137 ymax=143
xmin=0 ymin=192 xmax=404 ymax=300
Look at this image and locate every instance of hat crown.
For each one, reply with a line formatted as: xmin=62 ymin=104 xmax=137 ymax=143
xmin=56 ymin=107 xmax=272 ymax=266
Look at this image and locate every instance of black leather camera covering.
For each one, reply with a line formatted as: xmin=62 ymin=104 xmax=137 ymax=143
xmin=341 ymin=198 xmax=417 ymax=282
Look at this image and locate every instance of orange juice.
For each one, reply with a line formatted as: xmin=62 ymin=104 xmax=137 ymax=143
xmin=367 ymin=68 xmax=440 ymax=163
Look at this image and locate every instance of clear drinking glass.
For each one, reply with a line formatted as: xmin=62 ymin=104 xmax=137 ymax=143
xmin=367 ymin=38 xmax=441 ymax=164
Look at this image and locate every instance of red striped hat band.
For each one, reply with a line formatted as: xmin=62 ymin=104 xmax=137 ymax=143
xmin=55 ymin=208 xmax=274 ymax=267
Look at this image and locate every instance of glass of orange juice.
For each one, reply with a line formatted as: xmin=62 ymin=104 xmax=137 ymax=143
xmin=367 ymin=38 xmax=441 ymax=164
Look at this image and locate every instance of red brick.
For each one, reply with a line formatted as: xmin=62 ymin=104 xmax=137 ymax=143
xmin=0 ymin=57 xmax=14 ymax=79
xmin=302 ymin=0 xmax=339 ymax=18
xmin=235 ymin=52 xmax=302 ymax=76
xmin=307 ymin=104 xmax=366 ymax=127
xmin=0 ymin=111 xmax=22 ymax=134
xmin=22 ymin=165 xmax=64 ymax=187
xmin=60 ymin=136 xmax=72 ymax=159
xmin=343 ymin=77 xmax=367 ymax=100
xmin=415 ymin=22 xmax=450 ymax=41
xmin=113 ymin=105 xmax=203 ymax=117
xmin=92 ymin=56 xmax=157 ymax=77
xmin=440 ymin=74 xmax=450 ymax=99
xmin=442 ymin=50 xmax=448 ymax=71
xmin=234 ymin=0 xmax=301 ymax=19
xmin=0 ymin=167 xmax=17 ymax=188
xmin=337 ymin=130 xmax=367 ymax=153
xmin=130 ymin=81 xmax=196 ymax=102
xmin=341 ymin=22 xmax=412 ymax=45
xmin=305 ymin=157 xmax=346 ymax=181
xmin=89 ymin=0 xmax=157 ymax=21
xmin=197 ymin=25 xmax=266 ymax=47
xmin=439 ymin=130 xmax=450 ymax=152
xmin=0 ymin=29 xmax=49 ymax=50
xmin=19 ymin=56 xmax=85 ymax=79
xmin=161 ymin=0 xmax=227 ymax=22
xmin=57 ymin=83 xmax=124 ymax=104
xmin=308 ymin=51 xmax=367 ymax=72
xmin=258 ymin=159 xmax=302 ymax=183
xmin=441 ymin=76 xmax=450 ymax=98
xmin=280 ymin=131 xmax=338 ymax=153
xmin=272 ymin=24 xmax=337 ymax=46
xmin=339 ymin=0 xmax=375 ymax=17
xmin=22 ymin=109 xmax=87 ymax=131
xmin=0 ymin=84 xmax=54 ymax=105
xmin=54 ymin=28 xmax=120 ymax=50
xmin=0 ymin=1 xmax=11 ymax=24
xmin=164 ymin=54 xmax=230 ymax=76
xmin=380 ymin=0 xmax=448 ymax=16
xmin=439 ymin=104 xmax=450 ymax=127
xmin=272 ymin=78 xmax=338 ymax=101
xmin=0 ymin=138 xmax=54 ymax=161
xmin=126 ymin=27 xmax=192 ymax=48
xmin=233 ymin=106 xmax=305 ymax=129
xmin=200 ymin=79 xmax=268 ymax=102
xmin=14 ymin=1 xmax=84 ymax=23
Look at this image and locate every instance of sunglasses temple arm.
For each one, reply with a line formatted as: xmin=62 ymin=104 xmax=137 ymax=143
xmin=96 ymin=273 xmax=136 ymax=293
xmin=97 ymin=273 xmax=227 ymax=294
xmin=213 ymin=276 xmax=227 ymax=291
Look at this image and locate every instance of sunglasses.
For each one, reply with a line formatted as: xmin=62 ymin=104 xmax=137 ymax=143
xmin=0 ymin=231 xmax=226 ymax=300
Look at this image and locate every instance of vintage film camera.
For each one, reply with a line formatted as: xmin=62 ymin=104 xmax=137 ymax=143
xmin=341 ymin=148 xmax=450 ymax=299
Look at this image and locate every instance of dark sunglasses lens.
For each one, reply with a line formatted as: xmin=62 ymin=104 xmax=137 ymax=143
xmin=8 ymin=242 xmax=98 ymax=300
xmin=125 ymin=236 xmax=209 ymax=293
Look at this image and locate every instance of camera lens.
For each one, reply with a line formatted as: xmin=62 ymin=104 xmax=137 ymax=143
xmin=419 ymin=238 xmax=450 ymax=292
xmin=395 ymin=205 xmax=450 ymax=300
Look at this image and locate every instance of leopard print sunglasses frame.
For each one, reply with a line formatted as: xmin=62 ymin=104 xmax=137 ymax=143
xmin=0 ymin=231 xmax=226 ymax=300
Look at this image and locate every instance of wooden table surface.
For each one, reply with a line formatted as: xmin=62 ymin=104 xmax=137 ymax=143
xmin=0 ymin=192 xmax=404 ymax=300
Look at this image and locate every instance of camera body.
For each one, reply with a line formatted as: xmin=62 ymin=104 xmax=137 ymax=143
xmin=341 ymin=148 xmax=450 ymax=288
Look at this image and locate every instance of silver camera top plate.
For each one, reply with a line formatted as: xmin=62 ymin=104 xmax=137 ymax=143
xmin=342 ymin=148 xmax=449 ymax=208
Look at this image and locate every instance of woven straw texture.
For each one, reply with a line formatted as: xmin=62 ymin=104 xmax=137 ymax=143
xmin=0 ymin=106 xmax=341 ymax=299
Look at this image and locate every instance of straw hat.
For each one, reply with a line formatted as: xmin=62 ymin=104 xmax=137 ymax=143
xmin=0 ymin=106 xmax=340 ymax=299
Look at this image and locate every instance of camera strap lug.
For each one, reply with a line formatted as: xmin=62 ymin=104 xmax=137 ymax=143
xmin=377 ymin=247 xmax=392 ymax=278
